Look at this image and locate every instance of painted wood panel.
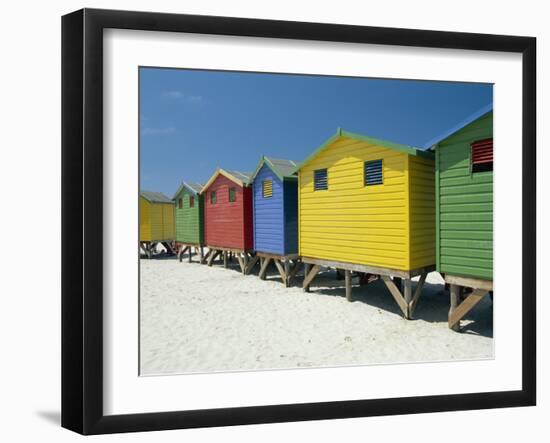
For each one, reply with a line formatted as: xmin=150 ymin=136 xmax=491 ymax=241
xmin=203 ymin=174 xmax=253 ymax=250
xmin=299 ymin=137 xmax=410 ymax=270
xmin=139 ymin=197 xmax=151 ymax=241
xmin=409 ymin=155 xmax=436 ymax=269
xmin=139 ymin=196 xmax=175 ymax=242
xmin=174 ymin=187 xmax=204 ymax=244
xmin=436 ymin=111 xmax=493 ymax=280
xmin=253 ymin=164 xmax=285 ymax=255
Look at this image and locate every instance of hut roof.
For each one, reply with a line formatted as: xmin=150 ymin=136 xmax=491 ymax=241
xmin=200 ymin=168 xmax=252 ymax=193
xmin=294 ymin=128 xmax=433 ymax=172
xmin=423 ymin=103 xmax=493 ymax=150
xmin=251 ymin=156 xmax=298 ymax=182
xmin=140 ymin=190 xmax=173 ymax=204
xmin=172 ymin=181 xmax=203 ymax=199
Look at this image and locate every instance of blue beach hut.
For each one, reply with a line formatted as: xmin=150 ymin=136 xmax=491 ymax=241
xmin=248 ymin=156 xmax=300 ymax=286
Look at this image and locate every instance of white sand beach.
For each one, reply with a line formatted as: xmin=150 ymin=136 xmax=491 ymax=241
xmin=140 ymin=255 xmax=493 ymax=375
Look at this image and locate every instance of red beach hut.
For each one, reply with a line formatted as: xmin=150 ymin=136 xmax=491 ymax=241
xmin=200 ymin=168 xmax=254 ymax=273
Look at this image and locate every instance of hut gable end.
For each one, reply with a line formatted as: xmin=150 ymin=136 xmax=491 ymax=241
xmin=174 ymin=183 xmax=204 ymax=245
xmin=202 ymin=172 xmax=253 ymax=250
xmin=298 ymin=135 xmax=413 ymax=270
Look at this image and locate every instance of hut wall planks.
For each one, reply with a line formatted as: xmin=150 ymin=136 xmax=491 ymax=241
xmin=139 ymin=196 xmax=175 ymax=242
xmin=203 ymin=174 xmax=253 ymax=250
xmin=436 ymin=112 xmax=493 ymax=280
xmin=253 ymin=164 xmax=285 ymax=255
xmin=298 ymin=137 xmax=410 ymax=270
xmin=174 ymin=187 xmax=204 ymax=245
xmin=408 ymin=155 xmax=436 ymax=269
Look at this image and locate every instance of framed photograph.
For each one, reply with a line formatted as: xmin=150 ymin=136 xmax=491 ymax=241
xmin=61 ymin=8 xmax=536 ymax=435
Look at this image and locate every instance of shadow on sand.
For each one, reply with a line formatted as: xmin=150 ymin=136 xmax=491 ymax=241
xmin=267 ymin=267 xmax=493 ymax=338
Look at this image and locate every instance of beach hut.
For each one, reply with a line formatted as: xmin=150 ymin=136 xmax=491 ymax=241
xmin=295 ymin=128 xmax=435 ymax=319
xmin=248 ymin=156 xmax=300 ymax=286
xmin=200 ymin=169 xmax=254 ymax=273
xmin=139 ymin=190 xmax=175 ymax=258
xmin=172 ymin=181 xmax=204 ymax=263
xmin=428 ymin=105 xmax=493 ymax=331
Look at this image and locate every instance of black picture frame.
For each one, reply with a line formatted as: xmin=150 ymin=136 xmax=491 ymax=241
xmin=61 ymin=8 xmax=536 ymax=435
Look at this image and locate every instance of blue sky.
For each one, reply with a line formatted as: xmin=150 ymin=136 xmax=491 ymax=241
xmin=140 ymin=67 xmax=492 ymax=196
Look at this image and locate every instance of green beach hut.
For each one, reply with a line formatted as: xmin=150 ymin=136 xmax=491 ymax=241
xmin=429 ymin=104 xmax=493 ymax=330
xmin=173 ymin=181 xmax=204 ymax=263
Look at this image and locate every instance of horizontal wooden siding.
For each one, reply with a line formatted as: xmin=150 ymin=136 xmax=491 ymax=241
xmin=175 ymin=188 xmax=203 ymax=244
xmin=253 ymin=165 xmax=285 ymax=255
xmin=437 ymin=112 xmax=493 ymax=280
xmin=408 ymin=155 xmax=436 ymax=269
xmin=299 ymin=137 xmax=410 ymax=270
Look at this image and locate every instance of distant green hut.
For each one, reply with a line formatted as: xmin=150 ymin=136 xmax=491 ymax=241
xmin=173 ymin=181 xmax=204 ymax=262
xmin=430 ymin=104 xmax=493 ymax=331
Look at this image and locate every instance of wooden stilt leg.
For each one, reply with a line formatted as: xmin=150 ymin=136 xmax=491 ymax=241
xmin=303 ymin=263 xmax=311 ymax=292
xmin=207 ymin=250 xmax=219 ymax=266
xmin=345 ymin=270 xmax=352 ymax=302
xmin=449 ymin=284 xmax=461 ymax=331
xmin=449 ymin=287 xmax=487 ymax=330
xmin=188 ymin=247 xmax=192 ymax=263
xmin=223 ymin=251 xmax=228 ymax=268
xmin=236 ymin=254 xmax=245 ymax=273
xmin=381 ymin=275 xmax=408 ymax=318
xmin=273 ymin=259 xmax=286 ymax=283
xmin=303 ymin=264 xmax=320 ymax=292
xmin=242 ymin=253 xmax=248 ymax=274
xmin=403 ymin=279 xmax=412 ymax=319
xmin=259 ymin=257 xmax=271 ymax=280
xmin=408 ymin=272 xmax=427 ymax=317
xmin=284 ymin=260 xmax=291 ymax=287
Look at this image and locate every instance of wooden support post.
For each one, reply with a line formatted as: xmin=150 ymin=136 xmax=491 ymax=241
xmin=259 ymin=257 xmax=271 ymax=280
xmin=273 ymin=259 xmax=286 ymax=283
xmin=223 ymin=251 xmax=228 ymax=268
xmin=284 ymin=260 xmax=291 ymax=287
xmin=200 ymin=247 xmax=205 ymax=264
xmin=449 ymin=288 xmax=488 ymax=330
xmin=207 ymin=250 xmax=220 ymax=266
xmin=188 ymin=247 xmax=193 ymax=263
xmin=242 ymin=253 xmax=249 ymax=273
xmin=408 ymin=272 xmax=427 ymax=317
xmin=236 ymin=254 xmax=245 ymax=273
xmin=449 ymin=284 xmax=461 ymax=331
xmin=344 ymin=270 xmax=352 ymax=302
xmin=303 ymin=263 xmax=311 ymax=292
xmin=381 ymin=275 xmax=408 ymax=318
xmin=302 ymin=264 xmax=320 ymax=292
xmin=202 ymin=249 xmax=211 ymax=265
xmin=403 ymin=279 xmax=412 ymax=319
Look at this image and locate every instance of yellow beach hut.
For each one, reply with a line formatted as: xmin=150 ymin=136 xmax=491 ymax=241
xmin=296 ymin=128 xmax=435 ymax=319
xmin=139 ymin=190 xmax=176 ymax=258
